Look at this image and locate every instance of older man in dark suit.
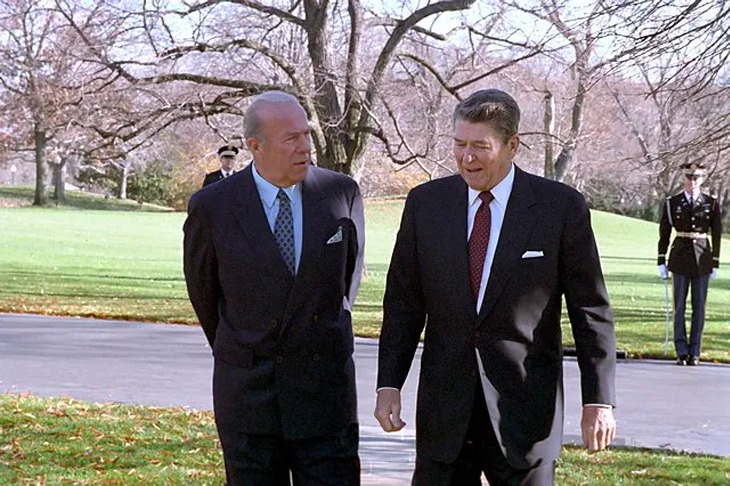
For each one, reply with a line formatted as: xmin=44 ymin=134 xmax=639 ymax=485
xmin=184 ymin=91 xmax=365 ymax=485
xmin=374 ymin=89 xmax=616 ymax=485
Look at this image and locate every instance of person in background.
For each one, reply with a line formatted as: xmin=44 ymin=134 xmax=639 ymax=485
xmin=202 ymin=145 xmax=239 ymax=187
xmin=658 ymin=162 xmax=722 ymax=366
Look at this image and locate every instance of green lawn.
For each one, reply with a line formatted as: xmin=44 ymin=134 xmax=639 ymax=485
xmin=0 ymin=186 xmax=173 ymax=212
xmin=1 ymin=191 xmax=729 ymax=362
xmin=1 ymin=394 xmax=728 ymax=485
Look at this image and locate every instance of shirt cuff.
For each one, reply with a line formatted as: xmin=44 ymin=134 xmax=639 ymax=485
xmin=584 ymin=403 xmax=613 ymax=409
xmin=376 ymin=387 xmax=400 ymax=393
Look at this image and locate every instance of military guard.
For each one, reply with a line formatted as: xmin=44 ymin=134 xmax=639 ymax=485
xmin=202 ymin=145 xmax=239 ymax=187
xmin=658 ymin=162 xmax=722 ymax=365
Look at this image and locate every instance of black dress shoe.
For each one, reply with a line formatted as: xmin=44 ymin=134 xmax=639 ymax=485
xmin=688 ymin=356 xmax=700 ymax=366
xmin=676 ymin=355 xmax=688 ymax=365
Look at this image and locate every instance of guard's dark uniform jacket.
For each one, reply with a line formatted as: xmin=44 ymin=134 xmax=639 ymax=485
xmin=202 ymin=169 xmax=227 ymax=188
xmin=658 ymin=192 xmax=722 ymax=276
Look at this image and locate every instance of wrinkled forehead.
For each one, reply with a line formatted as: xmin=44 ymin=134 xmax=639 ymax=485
xmin=453 ymin=119 xmax=505 ymax=141
xmin=261 ymin=102 xmax=309 ymax=131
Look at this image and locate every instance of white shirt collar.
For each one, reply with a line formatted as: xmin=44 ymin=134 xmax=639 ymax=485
xmin=251 ymin=162 xmax=298 ymax=209
xmin=684 ymin=190 xmax=700 ymax=203
xmin=467 ymin=163 xmax=515 ymax=209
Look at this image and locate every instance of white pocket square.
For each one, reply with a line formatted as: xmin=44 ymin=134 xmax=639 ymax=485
xmin=521 ymin=250 xmax=544 ymax=259
xmin=326 ymin=226 xmax=343 ymax=244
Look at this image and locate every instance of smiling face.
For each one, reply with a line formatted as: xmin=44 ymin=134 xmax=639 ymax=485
xmin=453 ymin=119 xmax=519 ymax=192
xmin=246 ymin=100 xmax=312 ymax=187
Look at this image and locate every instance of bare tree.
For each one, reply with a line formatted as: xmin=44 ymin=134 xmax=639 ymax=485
xmin=55 ymin=0 xmax=481 ymax=177
xmin=0 ymin=0 xmax=109 ymax=205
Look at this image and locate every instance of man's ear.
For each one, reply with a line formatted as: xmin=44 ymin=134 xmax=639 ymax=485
xmin=245 ymin=137 xmax=260 ymax=154
xmin=509 ymin=135 xmax=520 ymax=155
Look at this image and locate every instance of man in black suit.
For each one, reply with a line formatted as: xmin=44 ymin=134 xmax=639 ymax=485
xmin=374 ymin=89 xmax=616 ymax=485
xmin=184 ymin=91 xmax=365 ymax=485
xmin=658 ymin=162 xmax=722 ymax=366
xmin=202 ymin=145 xmax=239 ymax=187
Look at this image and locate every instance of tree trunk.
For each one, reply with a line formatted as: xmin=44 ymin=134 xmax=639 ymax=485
xmin=554 ymin=80 xmax=587 ymax=183
xmin=52 ymin=157 xmax=67 ymax=204
xmin=304 ymin=0 xmax=350 ymax=174
xmin=32 ymin=129 xmax=48 ymax=206
xmin=543 ymin=91 xmax=555 ymax=180
xmin=119 ymin=162 xmax=129 ymax=199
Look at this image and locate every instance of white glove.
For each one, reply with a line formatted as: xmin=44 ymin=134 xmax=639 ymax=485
xmin=711 ymin=269 xmax=718 ymax=280
xmin=658 ymin=264 xmax=669 ymax=280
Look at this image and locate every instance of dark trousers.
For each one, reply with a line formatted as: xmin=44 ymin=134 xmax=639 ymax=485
xmin=412 ymin=387 xmax=555 ymax=486
xmin=218 ymin=422 xmax=360 ymax=486
xmin=673 ymin=273 xmax=710 ymax=358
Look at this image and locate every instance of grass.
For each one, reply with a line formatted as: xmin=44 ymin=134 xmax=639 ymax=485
xmin=0 ymin=394 xmax=220 ymax=485
xmin=0 ymin=188 xmax=729 ymax=362
xmin=1 ymin=394 xmax=728 ymax=485
xmin=0 ymin=186 xmax=172 ymax=212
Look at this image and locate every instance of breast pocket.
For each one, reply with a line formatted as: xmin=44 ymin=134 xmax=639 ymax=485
xmin=322 ymin=219 xmax=352 ymax=267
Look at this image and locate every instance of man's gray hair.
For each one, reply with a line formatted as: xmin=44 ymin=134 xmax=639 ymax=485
xmin=453 ymin=89 xmax=520 ymax=143
xmin=243 ymin=91 xmax=301 ymax=141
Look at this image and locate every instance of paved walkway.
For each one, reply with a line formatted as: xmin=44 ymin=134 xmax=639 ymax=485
xmin=1 ymin=314 xmax=729 ymax=484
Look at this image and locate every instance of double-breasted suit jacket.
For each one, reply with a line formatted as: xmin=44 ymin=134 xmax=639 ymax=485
xmin=378 ymin=166 xmax=616 ymax=469
xmin=658 ymin=192 xmax=722 ymax=276
xmin=184 ymin=164 xmax=365 ymax=440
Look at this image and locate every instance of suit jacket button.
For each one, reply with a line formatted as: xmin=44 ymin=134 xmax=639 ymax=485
xmin=313 ymin=314 xmax=319 ymax=322
xmin=270 ymin=319 xmax=278 ymax=326
xmin=276 ymin=356 xmax=284 ymax=364
xmin=312 ymin=354 xmax=320 ymax=362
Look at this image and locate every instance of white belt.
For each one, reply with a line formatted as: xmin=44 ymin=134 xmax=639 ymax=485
xmin=676 ymin=232 xmax=708 ymax=239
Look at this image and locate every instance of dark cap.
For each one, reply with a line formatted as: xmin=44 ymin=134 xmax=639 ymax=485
xmin=217 ymin=145 xmax=239 ymax=157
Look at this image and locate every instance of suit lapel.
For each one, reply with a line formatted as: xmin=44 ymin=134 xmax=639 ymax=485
xmin=280 ymin=169 xmax=328 ymax=334
xmin=439 ymin=177 xmax=475 ymax=316
xmin=291 ymin=171 xmax=327 ymax=296
xmin=477 ymin=167 xmax=538 ymax=324
xmin=230 ymin=166 xmax=294 ymax=280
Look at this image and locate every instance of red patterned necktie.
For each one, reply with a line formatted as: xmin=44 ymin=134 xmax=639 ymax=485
xmin=468 ymin=191 xmax=494 ymax=302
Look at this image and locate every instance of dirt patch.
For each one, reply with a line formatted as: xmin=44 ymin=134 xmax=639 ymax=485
xmin=0 ymin=197 xmax=31 ymax=208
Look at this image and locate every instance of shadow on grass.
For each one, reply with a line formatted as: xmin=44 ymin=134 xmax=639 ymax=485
xmin=1 ymin=269 xmax=185 ymax=283
xmin=603 ymin=272 xmax=670 ymax=286
xmin=1 ymin=290 xmax=189 ymax=301
xmin=602 ymin=255 xmax=657 ymax=264
xmin=0 ymin=186 xmax=174 ymax=212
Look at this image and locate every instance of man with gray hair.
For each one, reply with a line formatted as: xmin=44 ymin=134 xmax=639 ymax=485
xmin=375 ymin=89 xmax=617 ymax=484
xmin=184 ymin=90 xmax=365 ymax=485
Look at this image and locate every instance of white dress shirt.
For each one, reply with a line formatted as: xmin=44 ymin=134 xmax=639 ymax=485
xmin=467 ymin=164 xmax=515 ymax=313
xmin=683 ymin=190 xmax=700 ymax=204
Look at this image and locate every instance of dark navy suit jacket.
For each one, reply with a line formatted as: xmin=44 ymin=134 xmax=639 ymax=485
xmin=184 ymin=164 xmax=364 ymax=440
xmin=378 ymin=166 xmax=616 ymax=468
